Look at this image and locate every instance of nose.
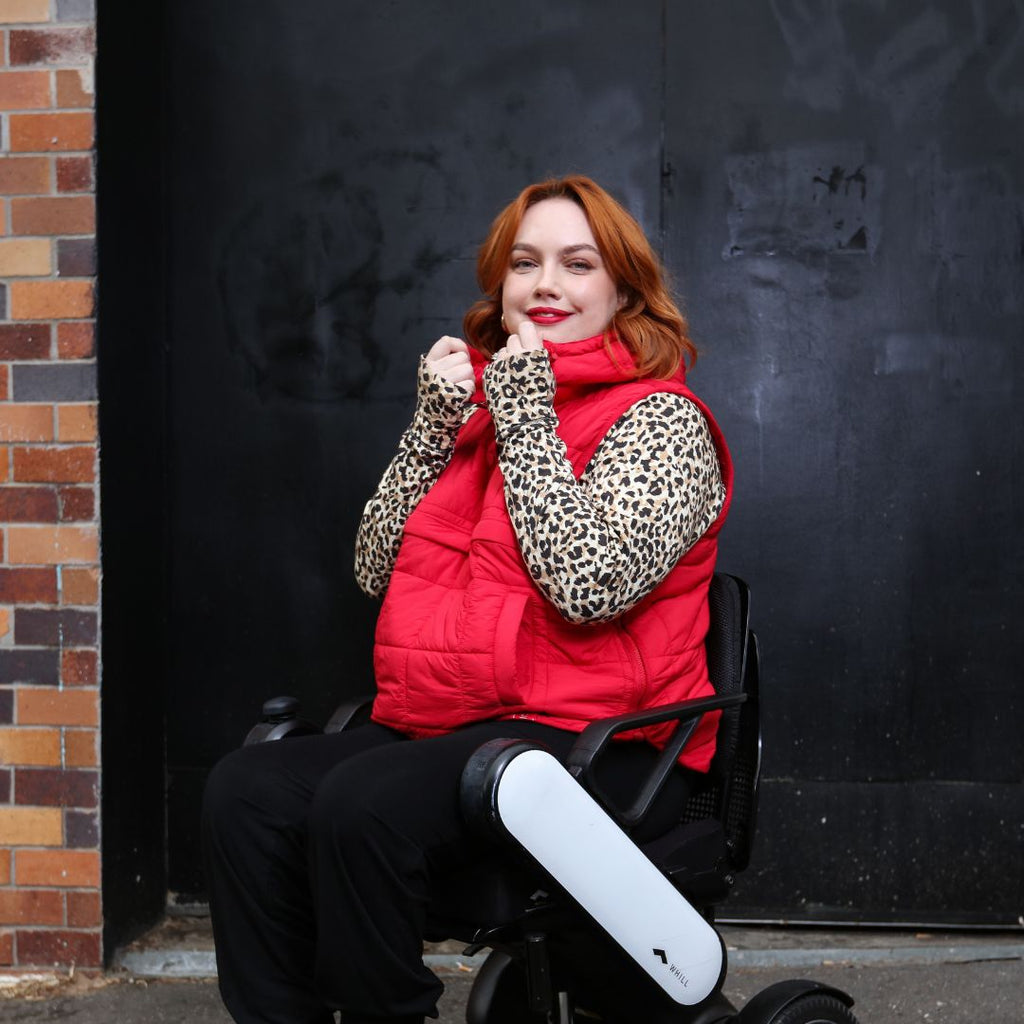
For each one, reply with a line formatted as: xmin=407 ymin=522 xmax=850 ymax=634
xmin=534 ymin=260 xmax=561 ymax=297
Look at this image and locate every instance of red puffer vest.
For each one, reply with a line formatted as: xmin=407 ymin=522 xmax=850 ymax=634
xmin=370 ymin=333 xmax=733 ymax=772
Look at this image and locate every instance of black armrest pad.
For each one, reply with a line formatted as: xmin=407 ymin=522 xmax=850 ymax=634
xmin=566 ymin=693 xmax=746 ymax=772
xmin=324 ymin=695 xmax=375 ymax=734
xmin=564 ymin=693 xmax=746 ymax=831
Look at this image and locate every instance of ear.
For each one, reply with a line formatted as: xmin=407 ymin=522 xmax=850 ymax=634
xmin=617 ymin=289 xmax=629 ymax=312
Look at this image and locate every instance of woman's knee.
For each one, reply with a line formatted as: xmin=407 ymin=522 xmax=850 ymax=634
xmin=202 ymin=743 xmax=299 ymax=838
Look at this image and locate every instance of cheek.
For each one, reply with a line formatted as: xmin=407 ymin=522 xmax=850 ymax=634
xmin=502 ymin=274 xmax=525 ymax=308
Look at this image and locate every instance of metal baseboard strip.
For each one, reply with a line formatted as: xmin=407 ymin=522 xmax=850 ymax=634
xmin=115 ymin=942 xmax=1024 ymax=981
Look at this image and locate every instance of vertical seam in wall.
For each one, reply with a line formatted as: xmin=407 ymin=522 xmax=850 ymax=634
xmin=658 ymin=0 xmax=667 ymax=258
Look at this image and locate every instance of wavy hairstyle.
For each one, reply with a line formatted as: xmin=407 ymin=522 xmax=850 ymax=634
xmin=462 ymin=175 xmax=696 ymax=379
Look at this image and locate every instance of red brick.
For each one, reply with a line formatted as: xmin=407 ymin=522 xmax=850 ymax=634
xmin=59 ymin=566 xmax=95 ymax=605
xmin=55 ymin=155 xmax=91 ymax=193
xmin=14 ymin=849 xmax=99 ymax=887
xmin=0 ymin=850 xmax=10 ymax=884
xmin=10 ymin=112 xmax=93 ymax=153
xmin=62 ymin=649 xmax=96 ymax=686
xmin=63 ymin=729 xmax=96 ymax=767
xmin=57 ymin=485 xmax=93 ymax=520
xmin=0 ymin=70 xmax=50 ymax=110
xmin=16 ymin=688 xmax=97 ymax=727
xmin=0 ymin=323 xmax=50 ymax=359
xmin=10 ymin=280 xmax=94 ymax=320
xmin=13 ymin=446 xmax=94 ymax=483
xmin=15 ymin=768 xmax=98 ymax=808
xmin=0 ymin=156 xmax=50 ymax=195
xmin=16 ymin=928 xmax=101 ymax=968
xmin=0 ymin=726 xmax=61 ymax=766
xmin=56 ymin=321 xmax=93 ymax=358
xmin=56 ymin=405 xmax=95 ymax=442
xmin=0 ymin=486 xmax=58 ymax=521
xmin=11 ymin=195 xmax=94 ymax=235
xmin=9 ymin=28 xmax=95 ymax=67
xmin=55 ymin=69 xmax=91 ymax=108
xmin=0 ymin=806 xmax=62 ymax=845
xmin=0 ymin=237 xmax=51 ymax=276
xmin=0 ymin=931 xmax=12 ymax=967
xmin=0 ymin=405 xmax=53 ymax=442
xmin=2 ymin=0 xmax=52 ymax=23
xmin=66 ymin=891 xmax=100 ymax=928
xmin=0 ymin=366 xmax=10 ymax=401
xmin=0 ymin=889 xmax=63 ymax=927
xmin=7 ymin=524 xmax=98 ymax=564
xmin=0 ymin=567 xmax=57 ymax=603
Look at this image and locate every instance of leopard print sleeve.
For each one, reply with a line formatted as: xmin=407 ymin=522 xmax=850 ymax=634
xmin=354 ymin=357 xmax=471 ymax=598
xmin=485 ymin=351 xmax=725 ymax=624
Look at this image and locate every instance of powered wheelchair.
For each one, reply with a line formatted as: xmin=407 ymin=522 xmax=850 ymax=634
xmin=246 ymin=573 xmax=858 ymax=1023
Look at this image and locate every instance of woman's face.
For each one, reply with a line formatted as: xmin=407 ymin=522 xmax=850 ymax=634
xmin=501 ymin=197 xmax=623 ymax=344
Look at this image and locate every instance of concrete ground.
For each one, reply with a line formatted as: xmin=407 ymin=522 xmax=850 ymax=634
xmin=1 ymin=921 xmax=1022 ymax=1022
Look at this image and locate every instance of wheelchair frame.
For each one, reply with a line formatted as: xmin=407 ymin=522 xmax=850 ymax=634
xmin=245 ymin=573 xmax=858 ymax=1024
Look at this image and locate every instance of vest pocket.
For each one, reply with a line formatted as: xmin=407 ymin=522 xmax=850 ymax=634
xmin=493 ymin=589 xmax=529 ymax=706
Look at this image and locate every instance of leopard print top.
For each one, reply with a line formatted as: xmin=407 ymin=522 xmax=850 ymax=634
xmin=355 ymin=350 xmax=725 ymax=623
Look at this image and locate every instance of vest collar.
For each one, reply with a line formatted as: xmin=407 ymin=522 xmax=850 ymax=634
xmin=468 ymin=331 xmax=680 ymax=406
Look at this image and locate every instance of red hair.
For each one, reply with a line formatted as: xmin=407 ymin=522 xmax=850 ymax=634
xmin=463 ymin=175 xmax=696 ymax=379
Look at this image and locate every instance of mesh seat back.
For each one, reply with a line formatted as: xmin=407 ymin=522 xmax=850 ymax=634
xmin=680 ymin=573 xmax=761 ymax=873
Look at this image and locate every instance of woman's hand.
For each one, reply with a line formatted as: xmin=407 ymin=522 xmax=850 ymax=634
xmin=425 ymin=336 xmax=474 ymax=396
xmin=492 ymin=319 xmax=544 ymax=360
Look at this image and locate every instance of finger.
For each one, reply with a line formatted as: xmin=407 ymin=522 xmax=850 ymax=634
xmin=426 ymin=335 xmax=467 ymax=361
xmin=431 ymin=351 xmax=471 ymax=374
xmin=516 ymin=321 xmax=543 ymax=350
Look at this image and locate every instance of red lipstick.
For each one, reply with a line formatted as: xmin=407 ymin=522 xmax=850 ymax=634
xmin=527 ymin=307 xmax=572 ymax=325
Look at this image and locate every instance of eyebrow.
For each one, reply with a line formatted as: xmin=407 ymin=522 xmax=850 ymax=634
xmin=510 ymin=242 xmax=601 ymax=257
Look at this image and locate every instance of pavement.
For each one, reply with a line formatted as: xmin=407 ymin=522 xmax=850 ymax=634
xmin=1 ymin=915 xmax=1022 ymax=1022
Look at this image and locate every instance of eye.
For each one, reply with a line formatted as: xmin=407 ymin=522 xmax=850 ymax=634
xmin=566 ymin=258 xmax=593 ymax=272
xmin=511 ymin=256 xmax=536 ymax=271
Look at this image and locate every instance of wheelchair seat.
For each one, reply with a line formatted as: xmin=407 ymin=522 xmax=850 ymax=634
xmin=423 ymin=573 xmax=761 ymax=946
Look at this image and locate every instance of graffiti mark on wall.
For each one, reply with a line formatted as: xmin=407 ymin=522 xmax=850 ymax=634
xmin=770 ymin=0 xmax=1023 ymax=124
xmin=724 ymin=144 xmax=883 ymax=260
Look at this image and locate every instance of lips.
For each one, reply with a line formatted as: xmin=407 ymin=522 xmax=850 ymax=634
xmin=527 ymin=307 xmax=572 ymax=325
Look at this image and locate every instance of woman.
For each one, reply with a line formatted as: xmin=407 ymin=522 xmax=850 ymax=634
xmin=203 ymin=175 xmax=732 ymax=1024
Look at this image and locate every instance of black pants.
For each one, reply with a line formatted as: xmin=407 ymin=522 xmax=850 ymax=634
xmin=201 ymin=719 xmax=696 ymax=1024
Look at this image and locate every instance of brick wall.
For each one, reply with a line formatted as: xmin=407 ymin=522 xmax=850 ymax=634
xmin=0 ymin=0 xmax=99 ymax=970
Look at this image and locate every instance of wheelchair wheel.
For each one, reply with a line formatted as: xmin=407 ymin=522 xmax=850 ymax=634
xmin=769 ymin=993 xmax=858 ymax=1024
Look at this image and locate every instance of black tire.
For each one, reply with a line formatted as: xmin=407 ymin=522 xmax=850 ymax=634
xmin=771 ymin=993 xmax=858 ymax=1024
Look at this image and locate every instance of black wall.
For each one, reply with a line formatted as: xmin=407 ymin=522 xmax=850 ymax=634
xmin=97 ymin=1 xmax=169 ymax=954
xmin=100 ymin=0 xmax=1023 ymax=939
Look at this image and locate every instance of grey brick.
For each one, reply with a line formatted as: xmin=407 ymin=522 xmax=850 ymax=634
xmin=57 ymin=0 xmax=95 ymax=21
xmin=66 ymin=809 xmax=99 ymax=847
xmin=12 ymin=361 xmax=97 ymax=402
xmin=0 ymin=649 xmax=60 ymax=686
xmin=58 ymin=238 xmax=97 ymax=278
